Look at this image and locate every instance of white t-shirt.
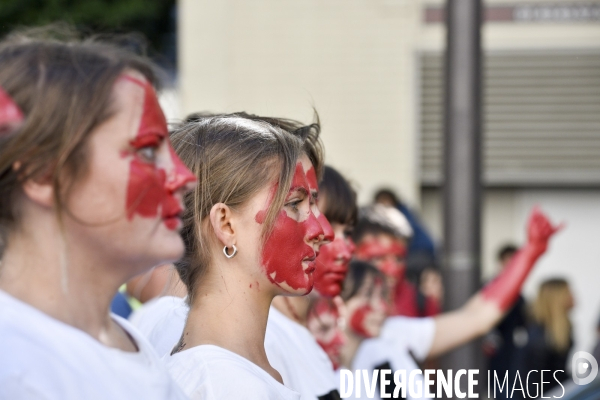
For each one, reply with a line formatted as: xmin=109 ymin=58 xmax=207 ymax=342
xmin=134 ymin=299 xmax=339 ymax=399
xmin=0 ymin=290 xmax=187 ymax=400
xmin=129 ymin=295 xmax=188 ymax=357
xmin=265 ymin=307 xmax=340 ymax=400
xmin=165 ymin=344 xmax=300 ymax=400
xmin=342 ymin=316 xmax=436 ymax=400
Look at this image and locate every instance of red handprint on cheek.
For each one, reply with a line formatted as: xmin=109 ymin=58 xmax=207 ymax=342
xmin=255 ymin=163 xmax=323 ymax=293
xmin=120 ymin=75 xmax=195 ymax=229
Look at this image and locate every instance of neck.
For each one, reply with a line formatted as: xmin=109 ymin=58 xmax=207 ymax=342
xmin=272 ymin=295 xmax=311 ymax=326
xmin=180 ymin=260 xmax=275 ymax=371
xmin=340 ymin=330 xmax=364 ymax=369
xmin=0 ymin=220 xmax=127 ymax=345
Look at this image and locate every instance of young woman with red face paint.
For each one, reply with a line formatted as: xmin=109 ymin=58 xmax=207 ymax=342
xmin=0 ymin=31 xmax=193 ymax=399
xmin=266 ymin=165 xmax=357 ymax=400
xmin=336 ymin=208 xmax=562 ymax=400
xmin=353 ymin=204 xmax=442 ymax=318
xmin=161 ymin=114 xmax=333 ymax=399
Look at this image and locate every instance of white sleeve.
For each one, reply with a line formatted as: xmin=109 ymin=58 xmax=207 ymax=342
xmin=381 ymin=316 xmax=436 ymax=361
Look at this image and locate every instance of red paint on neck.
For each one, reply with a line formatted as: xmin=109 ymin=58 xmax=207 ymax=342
xmin=120 ymin=75 xmax=195 ymax=229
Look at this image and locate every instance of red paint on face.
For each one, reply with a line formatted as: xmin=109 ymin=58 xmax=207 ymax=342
xmin=260 ymin=208 xmax=319 ymax=292
xmin=316 ymin=329 xmax=345 ymax=370
xmin=120 ymin=75 xmax=195 ymax=230
xmin=314 ymin=236 xmax=355 ymax=297
xmin=256 ymin=162 xmax=326 ymax=293
xmin=0 ymin=86 xmax=23 ymax=135
xmin=309 ymin=299 xmax=344 ymax=369
xmin=350 ymin=304 xmax=374 ymax=338
xmin=355 ymin=237 xmax=407 ymax=281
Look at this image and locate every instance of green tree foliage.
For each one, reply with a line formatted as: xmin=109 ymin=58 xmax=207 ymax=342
xmin=0 ymin=0 xmax=176 ymax=59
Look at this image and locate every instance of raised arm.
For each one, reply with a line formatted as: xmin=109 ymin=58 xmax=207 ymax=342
xmin=427 ymin=208 xmax=561 ymax=358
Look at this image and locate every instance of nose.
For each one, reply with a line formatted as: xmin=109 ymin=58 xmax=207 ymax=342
xmin=305 ymin=212 xmax=325 ymax=243
xmin=165 ymin=145 xmax=196 ymax=192
xmin=338 ymin=243 xmax=352 ymax=263
xmin=340 ymin=238 xmax=355 ymax=261
xmin=317 ymin=213 xmax=334 ymax=244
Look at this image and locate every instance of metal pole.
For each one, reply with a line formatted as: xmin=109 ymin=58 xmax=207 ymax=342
xmin=442 ymin=0 xmax=483 ymax=397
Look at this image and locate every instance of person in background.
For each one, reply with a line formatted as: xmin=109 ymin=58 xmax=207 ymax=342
xmin=353 ymin=205 xmax=440 ymax=317
xmin=131 ymin=160 xmax=355 ymax=400
xmin=418 ymin=267 xmax=443 ymax=307
xmin=516 ymin=278 xmax=574 ymax=397
xmin=0 ymin=28 xmax=193 ymax=399
xmin=266 ymin=164 xmax=357 ymax=400
xmin=310 ymin=208 xmax=561 ymax=399
xmin=373 ymin=188 xmax=436 ymax=261
xmin=126 ymin=264 xmax=187 ymax=330
xmin=484 ymin=244 xmax=527 ymax=400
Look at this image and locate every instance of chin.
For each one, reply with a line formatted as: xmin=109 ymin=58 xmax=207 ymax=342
xmin=151 ymin=235 xmax=185 ymax=264
xmin=296 ymin=278 xmax=315 ymax=296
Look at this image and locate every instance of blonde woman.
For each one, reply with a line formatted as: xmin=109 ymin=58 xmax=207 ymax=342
xmin=517 ymin=278 xmax=574 ymax=396
xmin=163 ymin=114 xmax=333 ymax=399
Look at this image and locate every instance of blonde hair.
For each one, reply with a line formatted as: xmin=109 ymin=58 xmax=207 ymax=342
xmin=171 ymin=113 xmax=323 ymax=304
xmin=532 ymin=278 xmax=572 ymax=353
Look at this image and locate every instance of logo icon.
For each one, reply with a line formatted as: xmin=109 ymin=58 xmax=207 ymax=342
xmin=572 ymin=351 xmax=598 ymax=385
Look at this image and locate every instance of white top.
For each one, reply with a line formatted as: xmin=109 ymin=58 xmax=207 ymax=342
xmin=265 ymin=307 xmax=340 ymax=400
xmin=165 ymin=344 xmax=300 ymax=400
xmin=343 ymin=316 xmax=436 ymax=400
xmin=133 ymin=298 xmax=339 ymax=399
xmin=0 ymin=290 xmax=187 ymax=400
xmin=129 ymin=296 xmax=188 ymax=357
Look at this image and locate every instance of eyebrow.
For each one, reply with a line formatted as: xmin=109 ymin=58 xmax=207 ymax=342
xmin=288 ymin=186 xmax=309 ymax=197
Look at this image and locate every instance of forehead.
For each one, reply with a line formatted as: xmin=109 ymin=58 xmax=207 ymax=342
xmin=299 ymin=153 xmax=312 ymax=171
xmin=110 ymin=76 xmax=146 ymax=129
xmin=361 ymin=232 xmax=402 ymax=246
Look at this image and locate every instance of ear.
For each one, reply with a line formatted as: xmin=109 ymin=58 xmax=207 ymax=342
xmin=17 ymin=162 xmax=54 ymax=209
xmin=209 ymin=202 xmax=236 ymax=247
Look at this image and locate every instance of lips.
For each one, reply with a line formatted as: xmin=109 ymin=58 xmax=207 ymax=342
xmin=161 ymin=199 xmax=184 ymax=230
xmin=303 ymin=256 xmax=317 ymax=274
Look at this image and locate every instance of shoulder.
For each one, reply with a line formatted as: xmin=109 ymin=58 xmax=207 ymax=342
xmin=167 ymin=346 xmax=297 ymax=400
xmin=129 ymin=296 xmax=188 ymax=356
xmin=130 ymin=296 xmax=188 ymax=329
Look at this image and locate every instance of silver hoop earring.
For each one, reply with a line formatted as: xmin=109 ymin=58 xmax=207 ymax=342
xmin=223 ymin=245 xmax=237 ymax=259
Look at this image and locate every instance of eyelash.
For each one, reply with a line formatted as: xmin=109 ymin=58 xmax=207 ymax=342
xmin=287 ymin=199 xmax=303 ymax=212
xmin=131 ymin=135 xmax=163 ymax=163
xmin=138 ymin=146 xmax=158 ymax=162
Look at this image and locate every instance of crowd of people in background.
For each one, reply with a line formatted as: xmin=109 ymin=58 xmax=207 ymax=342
xmin=0 ymin=27 xmax=587 ymax=400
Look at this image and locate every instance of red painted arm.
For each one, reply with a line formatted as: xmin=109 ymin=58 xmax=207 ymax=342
xmin=481 ymin=207 xmax=562 ymax=312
